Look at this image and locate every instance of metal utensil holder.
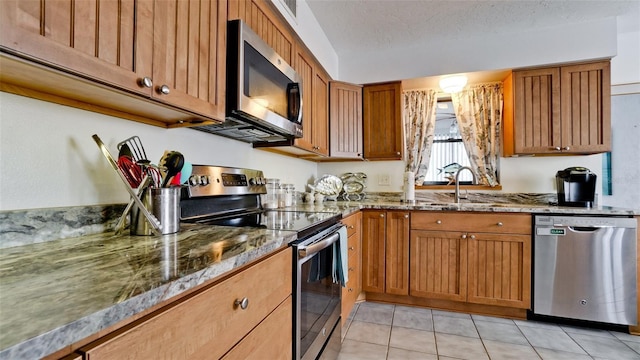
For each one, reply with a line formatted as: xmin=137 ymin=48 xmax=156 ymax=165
xmin=92 ymin=134 xmax=163 ymax=235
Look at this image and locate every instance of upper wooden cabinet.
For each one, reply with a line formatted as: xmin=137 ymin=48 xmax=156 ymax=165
xmin=329 ymin=81 xmax=363 ymax=159
xmin=363 ymin=82 xmax=404 ymax=160
xmin=0 ymin=0 xmax=227 ymax=126
xmin=152 ymin=0 xmax=227 ymax=121
xmin=0 ymin=0 xmax=153 ymax=95
xmin=228 ymin=0 xmax=294 ymax=65
xmin=503 ymin=60 xmax=611 ymax=156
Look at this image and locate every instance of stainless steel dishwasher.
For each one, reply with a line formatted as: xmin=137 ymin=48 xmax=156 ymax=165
xmin=533 ymin=215 xmax=637 ymax=325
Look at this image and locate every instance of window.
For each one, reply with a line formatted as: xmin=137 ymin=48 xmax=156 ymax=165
xmin=422 ymin=99 xmax=474 ymax=185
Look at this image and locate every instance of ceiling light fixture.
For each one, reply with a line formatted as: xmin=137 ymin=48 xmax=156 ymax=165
xmin=439 ymin=75 xmax=468 ymax=93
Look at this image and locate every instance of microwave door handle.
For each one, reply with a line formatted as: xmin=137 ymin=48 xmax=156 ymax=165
xmin=287 ymin=83 xmax=302 ymax=123
xmin=298 ymin=232 xmax=340 ymax=258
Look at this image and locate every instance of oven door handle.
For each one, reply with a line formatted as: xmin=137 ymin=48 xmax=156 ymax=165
xmin=298 ymin=232 xmax=340 ymax=258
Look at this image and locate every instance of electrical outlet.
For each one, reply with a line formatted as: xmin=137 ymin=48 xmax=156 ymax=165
xmin=378 ymin=174 xmax=390 ymax=186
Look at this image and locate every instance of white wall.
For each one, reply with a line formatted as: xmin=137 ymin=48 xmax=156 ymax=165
xmin=0 ymin=93 xmax=316 ymax=211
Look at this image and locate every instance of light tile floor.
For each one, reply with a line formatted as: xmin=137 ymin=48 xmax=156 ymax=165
xmin=338 ymin=302 xmax=640 ymax=360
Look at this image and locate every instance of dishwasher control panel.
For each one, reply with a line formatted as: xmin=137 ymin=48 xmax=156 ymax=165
xmin=535 ymin=215 xmax=635 ymax=228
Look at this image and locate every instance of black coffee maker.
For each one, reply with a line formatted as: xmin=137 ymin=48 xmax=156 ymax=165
xmin=555 ymin=167 xmax=597 ymax=207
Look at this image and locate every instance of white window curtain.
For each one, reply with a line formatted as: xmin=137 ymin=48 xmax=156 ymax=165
xmin=403 ymin=89 xmax=438 ymax=183
xmin=451 ymin=83 xmax=503 ymax=187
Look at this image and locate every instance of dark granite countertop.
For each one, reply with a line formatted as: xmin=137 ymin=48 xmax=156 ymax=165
xmin=1 ymin=199 xmax=637 ymax=359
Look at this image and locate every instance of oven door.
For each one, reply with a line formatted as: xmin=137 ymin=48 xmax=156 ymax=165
xmin=294 ymin=230 xmax=342 ymax=360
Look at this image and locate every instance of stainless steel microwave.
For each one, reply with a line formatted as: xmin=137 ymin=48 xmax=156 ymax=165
xmin=194 ymin=20 xmax=303 ymax=143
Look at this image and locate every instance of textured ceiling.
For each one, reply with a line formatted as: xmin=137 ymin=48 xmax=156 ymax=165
xmin=306 ymin=0 xmax=639 ymax=59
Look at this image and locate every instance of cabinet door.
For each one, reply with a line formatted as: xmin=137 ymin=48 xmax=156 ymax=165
xmin=410 ymin=230 xmax=467 ymax=302
xmin=329 ymin=81 xmax=363 ymax=159
xmin=152 ymin=0 xmax=226 ymax=120
xmin=362 ymin=211 xmax=386 ymax=293
xmin=513 ymin=68 xmax=561 ymax=154
xmin=227 ymin=0 xmax=293 ymax=65
xmin=560 ymin=61 xmax=611 ymax=153
xmin=293 ymin=46 xmax=316 ymax=152
xmin=385 ymin=211 xmax=410 ymax=296
xmin=312 ymin=69 xmax=330 ymax=156
xmin=221 ymin=296 xmax=292 ymax=360
xmin=467 ymin=233 xmax=531 ymax=309
xmin=342 ymin=212 xmax=362 ymax=324
xmin=0 ymin=0 xmax=153 ymax=96
xmin=363 ymin=82 xmax=403 ymax=160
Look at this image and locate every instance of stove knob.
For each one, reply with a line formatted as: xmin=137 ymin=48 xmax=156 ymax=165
xmin=249 ymin=178 xmax=256 ymax=186
xmin=189 ymin=175 xmax=199 ymax=186
xmin=199 ymin=175 xmax=210 ymax=186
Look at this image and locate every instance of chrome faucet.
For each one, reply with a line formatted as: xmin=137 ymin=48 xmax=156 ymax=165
xmin=454 ymin=166 xmax=477 ymax=203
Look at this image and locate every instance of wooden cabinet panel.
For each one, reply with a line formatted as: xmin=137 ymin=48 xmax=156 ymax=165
xmin=512 ymin=68 xmax=561 ymax=154
xmin=560 ymin=61 xmax=611 ymax=153
xmin=362 ymin=211 xmax=386 ymax=293
xmin=385 ymin=211 xmax=410 ymax=296
xmin=152 ymin=0 xmax=226 ymax=120
xmin=467 ymin=233 xmax=531 ymax=308
xmin=410 ymin=230 xmax=467 ymax=301
xmin=0 ymin=0 xmax=153 ymax=96
xmin=411 ymin=212 xmax=531 ymax=234
xmin=342 ymin=211 xmax=362 ymax=325
xmin=80 ymin=248 xmax=292 ymax=360
xmin=363 ymin=82 xmax=403 ymax=160
xmin=329 ymin=81 xmax=363 ymax=159
xmin=228 ymin=0 xmax=293 ymax=64
xmin=293 ymin=47 xmax=315 ymax=152
xmin=312 ymin=69 xmax=330 ymax=155
xmin=505 ymin=60 xmax=611 ymax=156
xmin=221 ymin=296 xmax=292 ymax=360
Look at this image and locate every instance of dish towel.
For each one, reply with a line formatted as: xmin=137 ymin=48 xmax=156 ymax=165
xmin=333 ymin=225 xmax=349 ymax=287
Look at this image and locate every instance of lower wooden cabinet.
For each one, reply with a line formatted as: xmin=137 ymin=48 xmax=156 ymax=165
xmin=79 ymin=248 xmax=292 ymax=359
xmin=341 ymin=212 xmax=362 ymax=324
xmin=410 ymin=212 xmax=531 ymax=310
xmin=362 ymin=210 xmax=410 ymax=296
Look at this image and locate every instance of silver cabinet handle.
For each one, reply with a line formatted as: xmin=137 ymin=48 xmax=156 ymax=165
xmin=158 ymin=85 xmax=171 ymax=95
xmin=139 ymin=77 xmax=153 ymax=88
xmin=497 ymin=222 xmax=503 ymax=226
xmin=234 ymin=297 xmax=249 ymax=310
xmin=436 ymin=220 xmax=442 ymax=224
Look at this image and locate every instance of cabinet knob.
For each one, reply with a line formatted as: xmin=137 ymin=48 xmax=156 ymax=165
xmin=436 ymin=220 xmax=442 ymax=224
xmin=396 ymin=152 xmax=401 ymax=155
xmin=158 ymin=85 xmax=171 ymax=95
xmin=470 ymin=235 xmax=476 ymax=239
xmin=234 ymin=297 xmax=249 ymax=310
xmin=349 ymin=267 xmax=354 ymax=272
xmin=563 ymin=146 xmax=570 ymax=151
xmin=497 ymin=222 xmax=503 ymax=227
xmin=349 ymin=246 xmax=355 ymax=251
xmin=348 ymin=288 xmax=354 ymax=292
xmin=380 ymin=214 xmax=385 ymax=218
xmin=348 ymin=225 xmax=355 ymax=229
xmin=139 ymin=77 xmax=153 ymax=88
xmin=554 ymin=146 xmax=561 ymax=151
xmin=461 ymin=234 xmax=467 ymax=239
xmin=404 ymin=214 xmax=409 ymax=219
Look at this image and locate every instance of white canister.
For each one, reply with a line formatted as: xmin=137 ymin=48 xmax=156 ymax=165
xmin=404 ymin=171 xmax=415 ymax=203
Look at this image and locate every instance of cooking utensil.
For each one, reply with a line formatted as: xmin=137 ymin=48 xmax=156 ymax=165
xmin=117 ymin=136 xmax=149 ymax=164
xmin=114 ymin=175 xmax=151 ymax=235
xmin=180 ymin=161 xmax=193 ymax=184
xmin=160 ymin=151 xmax=184 ymax=187
xmin=92 ymin=134 xmax=162 ymax=235
xmin=117 ymin=155 xmax=143 ymax=188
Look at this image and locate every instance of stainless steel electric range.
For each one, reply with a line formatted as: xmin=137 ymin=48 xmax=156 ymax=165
xmin=180 ymin=165 xmax=343 ymax=360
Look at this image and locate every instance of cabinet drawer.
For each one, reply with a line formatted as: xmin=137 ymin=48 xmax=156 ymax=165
xmin=411 ymin=212 xmax=531 ymax=234
xmin=81 ymin=248 xmax=292 ymax=360
xmin=342 ymin=212 xmax=362 ymax=238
